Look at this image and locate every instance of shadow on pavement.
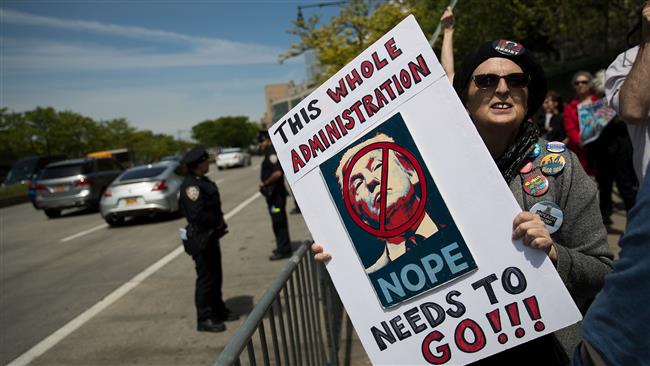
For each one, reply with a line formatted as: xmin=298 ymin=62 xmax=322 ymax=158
xmin=58 ymin=207 xmax=98 ymax=218
xmin=606 ymin=226 xmax=624 ymax=235
xmin=107 ymin=212 xmax=184 ymax=229
xmin=225 ymin=295 xmax=254 ymax=316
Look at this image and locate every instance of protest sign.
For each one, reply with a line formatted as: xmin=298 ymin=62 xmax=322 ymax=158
xmin=578 ymin=98 xmax=617 ymax=146
xmin=270 ymin=15 xmax=581 ymax=365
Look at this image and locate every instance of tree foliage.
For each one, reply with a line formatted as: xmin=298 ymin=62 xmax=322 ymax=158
xmin=0 ymin=107 xmax=192 ymax=164
xmin=191 ymin=116 xmax=259 ymax=149
xmin=282 ymin=0 xmax=640 ymax=82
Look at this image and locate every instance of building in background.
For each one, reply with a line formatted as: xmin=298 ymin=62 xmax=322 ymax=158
xmin=261 ymin=51 xmax=321 ymax=130
xmin=261 ymin=81 xmax=316 ymax=130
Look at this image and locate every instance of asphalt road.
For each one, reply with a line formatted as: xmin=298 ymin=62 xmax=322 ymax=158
xmin=0 ymin=157 xmax=315 ymax=365
xmin=0 ymin=156 xmax=626 ymax=366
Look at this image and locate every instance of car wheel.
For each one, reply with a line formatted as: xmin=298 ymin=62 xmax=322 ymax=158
xmin=105 ymin=215 xmax=125 ymax=227
xmin=44 ymin=209 xmax=61 ymax=218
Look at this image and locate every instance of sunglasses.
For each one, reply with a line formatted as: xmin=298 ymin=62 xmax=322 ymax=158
xmin=574 ymin=80 xmax=590 ymax=86
xmin=472 ymin=73 xmax=530 ymax=89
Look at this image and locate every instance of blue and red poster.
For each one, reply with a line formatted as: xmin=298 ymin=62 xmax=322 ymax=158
xmin=321 ymin=113 xmax=477 ymax=308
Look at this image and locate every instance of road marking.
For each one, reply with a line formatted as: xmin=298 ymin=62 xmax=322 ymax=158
xmin=58 ymin=180 xmax=226 ymax=243
xmin=224 ymin=192 xmax=260 ymax=220
xmin=59 ymin=224 xmax=109 ymax=243
xmin=8 ymin=191 xmax=262 ymax=366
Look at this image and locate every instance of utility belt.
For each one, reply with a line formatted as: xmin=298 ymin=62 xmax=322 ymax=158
xmin=260 ymin=183 xmax=287 ymax=199
xmin=179 ymin=219 xmax=228 ymax=256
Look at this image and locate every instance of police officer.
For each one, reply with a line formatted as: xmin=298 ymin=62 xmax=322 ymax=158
xmin=179 ymin=146 xmax=237 ymax=333
xmin=258 ymin=132 xmax=292 ymax=260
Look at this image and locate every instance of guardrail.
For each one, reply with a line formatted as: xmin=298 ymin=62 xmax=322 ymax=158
xmin=214 ymin=241 xmax=350 ymax=366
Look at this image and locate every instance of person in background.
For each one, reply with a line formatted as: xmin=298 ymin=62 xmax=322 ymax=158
xmin=605 ymin=0 xmax=650 ymax=185
xmin=258 ymin=131 xmax=292 ymax=260
xmin=179 ymin=146 xmax=238 ymax=333
xmin=534 ymin=90 xmax=567 ymax=143
xmin=314 ymin=39 xmax=613 ymax=364
xmin=563 ymin=71 xmax=597 ymax=176
xmin=588 ymin=70 xmax=638 ymax=226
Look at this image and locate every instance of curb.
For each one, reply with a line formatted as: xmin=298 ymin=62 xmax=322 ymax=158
xmin=0 ymin=195 xmax=30 ymax=209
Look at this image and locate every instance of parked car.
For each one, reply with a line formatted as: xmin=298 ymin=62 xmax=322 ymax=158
xmin=34 ymin=158 xmax=124 ymax=218
xmin=100 ymin=161 xmax=184 ymax=226
xmin=216 ymin=147 xmax=251 ymax=170
xmin=160 ymin=154 xmax=181 ymax=162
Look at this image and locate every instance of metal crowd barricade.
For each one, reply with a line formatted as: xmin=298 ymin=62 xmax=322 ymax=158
xmin=214 ymin=241 xmax=351 ymax=366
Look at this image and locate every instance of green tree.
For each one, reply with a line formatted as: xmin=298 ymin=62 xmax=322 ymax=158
xmin=0 ymin=108 xmax=39 ymax=161
xmin=191 ymin=116 xmax=259 ymax=149
xmin=282 ymin=0 xmax=639 ymax=81
xmin=1 ymin=106 xmax=189 ymax=165
xmin=280 ymin=0 xmax=419 ymax=83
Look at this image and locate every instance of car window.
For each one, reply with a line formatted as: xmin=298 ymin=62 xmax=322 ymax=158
xmin=4 ymin=157 xmax=38 ymax=184
xmin=41 ymin=162 xmax=93 ymax=179
xmin=97 ymin=159 xmax=113 ymax=172
xmin=119 ymin=167 xmax=167 ymax=181
xmin=221 ymin=148 xmax=242 ymax=154
xmin=110 ymin=159 xmax=124 ymax=171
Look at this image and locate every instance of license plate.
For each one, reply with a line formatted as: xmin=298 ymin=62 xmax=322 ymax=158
xmin=126 ymin=197 xmax=138 ymax=205
xmin=54 ymin=185 xmax=67 ymax=192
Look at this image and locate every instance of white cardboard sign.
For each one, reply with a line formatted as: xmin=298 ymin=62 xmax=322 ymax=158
xmin=269 ymin=15 xmax=581 ymax=365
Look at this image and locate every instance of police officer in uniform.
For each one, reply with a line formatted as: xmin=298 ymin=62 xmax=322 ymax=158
xmin=179 ymin=146 xmax=237 ymax=333
xmin=258 ymin=132 xmax=292 ymax=260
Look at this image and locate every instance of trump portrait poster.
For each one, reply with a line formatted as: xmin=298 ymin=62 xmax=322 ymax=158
xmin=269 ymin=15 xmax=581 ymax=365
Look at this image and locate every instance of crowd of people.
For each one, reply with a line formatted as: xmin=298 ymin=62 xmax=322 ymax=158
xmin=312 ymin=2 xmax=649 ymax=365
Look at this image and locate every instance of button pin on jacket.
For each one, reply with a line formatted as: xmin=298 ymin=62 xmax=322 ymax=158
xmin=540 ymin=154 xmax=566 ymax=175
xmin=528 ymin=143 xmax=541 ymax=159
xmin=523 ymin=174 xmax=549 ymax=197
xmin=545 ymin=141 xmax=566 ymax=153
xmin=529 ymin=201 xmax=564 ymax=234
xmin=519 ymin=160 xmax=534 ymax=174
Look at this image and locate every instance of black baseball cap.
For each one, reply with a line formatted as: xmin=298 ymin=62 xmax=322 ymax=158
xmin=181 ymin=145 xmax=209 ymax=165
xmin=453 ymin=40 xmax=547 ymax=120
xmin=257 ymin=130 xmax=270 ymax=143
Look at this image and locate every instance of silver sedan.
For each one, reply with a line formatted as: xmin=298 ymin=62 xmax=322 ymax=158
xmin=100 ymin=161 xmax=184 ymax=226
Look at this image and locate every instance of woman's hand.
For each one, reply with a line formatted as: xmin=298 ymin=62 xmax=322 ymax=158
xmin=512 ymin=212 xmax=558 ymax=265
xmin=311 ymin=243 xmax=332 ymax=262
xmin=440 ymin=7 xmax=455 ymax=32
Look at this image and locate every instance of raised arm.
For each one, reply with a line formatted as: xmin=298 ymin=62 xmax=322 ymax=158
xmin=619 ymin=2 xmax=650 ymax=125
xmin=440 ymin=7 xmax=455 ymax=82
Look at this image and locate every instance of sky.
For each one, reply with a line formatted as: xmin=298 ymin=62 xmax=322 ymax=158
xmin=0 ymin=1 xmax=341 ymax=137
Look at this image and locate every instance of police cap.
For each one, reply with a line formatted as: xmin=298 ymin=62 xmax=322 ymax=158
xmin=257 ymin=130 xmax=270 ymax=143
xmin=181 ymin=145 xmax=209 ymax=165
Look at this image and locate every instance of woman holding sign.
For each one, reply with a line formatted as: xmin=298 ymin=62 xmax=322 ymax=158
xmin=566 ymin=71 xmax=638 ymax=225
xmin=314 ymin=40 xmax=613 ymax=364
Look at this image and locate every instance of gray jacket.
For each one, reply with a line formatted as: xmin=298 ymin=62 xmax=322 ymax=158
xmin=508 ymin=138 xmax=614 ymax=304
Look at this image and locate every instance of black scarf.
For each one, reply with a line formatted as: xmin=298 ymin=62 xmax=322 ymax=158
xmin=495 ymin=120 xmax=540 ymax=184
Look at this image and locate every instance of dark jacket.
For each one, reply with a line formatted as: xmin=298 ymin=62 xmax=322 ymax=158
xmin=179 ymin=174 xmax=227 ymax=256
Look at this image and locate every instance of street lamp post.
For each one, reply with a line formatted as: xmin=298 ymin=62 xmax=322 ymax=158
xmin=296 ymin=1 xmax=347 ymax=22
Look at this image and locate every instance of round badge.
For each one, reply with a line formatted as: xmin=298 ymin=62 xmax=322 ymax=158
xmin=523 ymin=174 xmax=549 ymax=197
xmin=528 ymin=143 xmax=541 ymax=159
xmin=546 ymin=141 xmax=566 ymax=153
xmin=540 ymin=153 xmax=566 ymax=175
xmin=519 ymin=160 xmax=534 ymax=174
xmin=529 ymin=201 xmax=564 ymax=234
